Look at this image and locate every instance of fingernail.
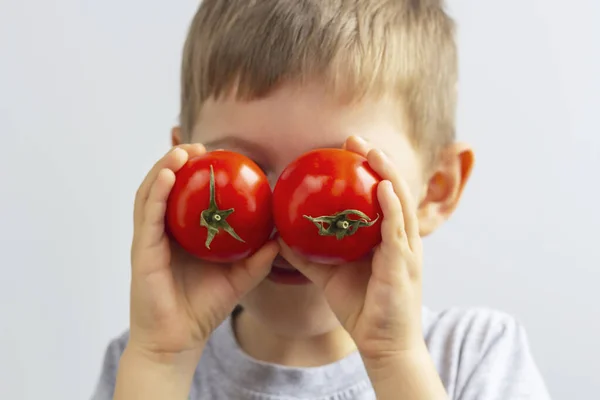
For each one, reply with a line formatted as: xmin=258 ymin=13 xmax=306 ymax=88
xmin=356 ymin=136 xmax=368 ymax=144
xmin=377 ymin=149 xmax=389 ymax=161
xmin=172 ymin=147 xmax=185 ymax=156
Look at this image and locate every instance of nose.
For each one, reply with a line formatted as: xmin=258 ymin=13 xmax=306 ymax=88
xmin=269 ymin=228 xmax=279 ymax=239
xmin=268 ymin=176 xmax=277 ymax=190
xmin=267 ymin=168 xmax=284 ymax=190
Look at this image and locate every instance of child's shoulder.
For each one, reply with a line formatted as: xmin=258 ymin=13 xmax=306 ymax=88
xmin=423 ymin=306 xmax=529 ymax=363
xmin=91 ymin=330 xmax=129 ymax=399
xmin=422 ymin=306 xmax=550 ymax=398
xmin=423 ymin=306 xmax=523 ymax=342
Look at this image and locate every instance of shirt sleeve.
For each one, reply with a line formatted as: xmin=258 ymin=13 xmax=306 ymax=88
xmin=457 ymin=316 xmax=551 ymax=400
xmin=90 ymin=333 xmax=128 ymax=400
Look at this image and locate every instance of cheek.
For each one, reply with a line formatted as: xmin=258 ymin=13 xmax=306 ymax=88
xmin=408 ymin=176 xmax=426 ymax=203
xmin=389 ymin=157 xmax=425 ymax=201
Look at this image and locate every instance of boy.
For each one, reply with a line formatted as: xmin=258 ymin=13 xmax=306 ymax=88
xmin=92 ymin=0 xmax=551 ymax=399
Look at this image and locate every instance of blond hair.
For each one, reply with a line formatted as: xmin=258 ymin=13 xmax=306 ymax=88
xmin=180 ymin=0 xmax=458 ymax=165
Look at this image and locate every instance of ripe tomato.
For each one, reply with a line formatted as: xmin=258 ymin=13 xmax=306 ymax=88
xmin=166 ymin=150 xmax=273 ymax=263
xmin=273 ymin=148 xmax=383 ymax=264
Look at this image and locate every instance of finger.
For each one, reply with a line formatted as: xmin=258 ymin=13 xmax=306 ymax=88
xmin=226 ymin=240 xmax=280 ymax=299
xmin=367 ymin=149 xmax=420 ymax=248
xmin=133 ymin=144 xmax=205 ymax=230
xmin=133 ymin=147 xmax=187 ymax=230
xmin=369 ymin=180 xmax=414 ymax=286
xmin=184 ymin=143 xmax=207 ymax=158
xmin=378 ymin=180 xmax=407 ymax=249
xmin=343 ymin=135 xmax=371 ymax=157
xmin=376 ymin=180 xmax=423 ymax=283
xmin=277 ymin=239 xmax=335 ymax=290
xmin=137 ymin=168 xmax=176 ymax=251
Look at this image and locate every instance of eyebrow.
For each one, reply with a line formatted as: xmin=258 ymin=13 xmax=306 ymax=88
xmin=204 ymin=135 xmax=345 ymax=156
xmin=203 ymin=136 xmax=269 ymax=157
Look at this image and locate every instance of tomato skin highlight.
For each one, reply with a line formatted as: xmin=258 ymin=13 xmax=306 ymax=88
xmin=273 ymin=149 xmax=383 ymax=264
xmin=165 ymin=150 xmax=273 ymax=263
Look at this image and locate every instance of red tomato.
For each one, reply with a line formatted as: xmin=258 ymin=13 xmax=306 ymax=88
xmin=166 ymin=150 xmax=273 ymax=263
xmin=273 ymin=148 xmax=383 ymax=264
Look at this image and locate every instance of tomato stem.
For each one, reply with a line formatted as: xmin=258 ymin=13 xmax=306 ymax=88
xmin=303 ymin=210 xmax=379 ymax=240
xmin=200 ymin=165 xmax=245 ymax=249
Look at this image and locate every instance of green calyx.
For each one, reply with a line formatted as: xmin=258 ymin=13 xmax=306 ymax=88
xmin=200 ymin=165 xmax=245 ymax=249
xmin=303 ymin=209 xmax=380 ymax=240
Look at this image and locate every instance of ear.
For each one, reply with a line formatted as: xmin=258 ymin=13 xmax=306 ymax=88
xmin=417 ymin=143 xmax=475 ymax=236
xmin=171 ymin=126 xmax=182 ymax=146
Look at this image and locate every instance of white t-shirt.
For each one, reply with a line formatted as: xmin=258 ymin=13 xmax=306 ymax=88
xmin=92 ymin=307 xmax=551 ymax=399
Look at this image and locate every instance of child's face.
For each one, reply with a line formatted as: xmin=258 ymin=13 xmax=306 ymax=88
xmin=176 ymin=82 xmax=430 ymax=338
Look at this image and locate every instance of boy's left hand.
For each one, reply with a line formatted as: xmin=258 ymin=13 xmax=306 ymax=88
xmin=278 ymin=135 xmax=425 ymax=361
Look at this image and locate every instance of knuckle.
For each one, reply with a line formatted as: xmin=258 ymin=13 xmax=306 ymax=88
xmin=395 ymin=225 xmax=405 ymax=239
xmin=391 ymin=236 xmax=405 ymax=250
xmin=165 ymin=145 xmax=180 ymax=155
xmin=382 ymin=224 xmax=405 ymax=247
xmin=135 ymin=182 xmax=144 ymax=196
xmin=134 ymin=186 xmax=145 ymax=205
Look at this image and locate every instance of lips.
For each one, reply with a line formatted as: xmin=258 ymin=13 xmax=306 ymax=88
xmin=268 ymin=255 xmax=311 ymax=285
xmin=272 ymin=255 xmax=295 ymax=270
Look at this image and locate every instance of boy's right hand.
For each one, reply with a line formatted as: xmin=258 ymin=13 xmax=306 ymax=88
xmin=128 ymin=144 xmax=279 ymax=364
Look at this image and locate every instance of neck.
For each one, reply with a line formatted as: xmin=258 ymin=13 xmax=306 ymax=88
xmin=233 ymin=311 xmax=357 ymax=367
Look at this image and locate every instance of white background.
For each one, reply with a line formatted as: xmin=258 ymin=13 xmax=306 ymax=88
xmin=1 ymin=1 xmax=598 ymax=399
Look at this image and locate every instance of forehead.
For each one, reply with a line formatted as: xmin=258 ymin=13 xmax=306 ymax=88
xmin=191 ymin=82 xmax=421 ymax=178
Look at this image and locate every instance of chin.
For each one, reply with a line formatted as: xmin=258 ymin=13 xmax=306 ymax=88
xmin=240 ymin=280 xmax=342 ymax=338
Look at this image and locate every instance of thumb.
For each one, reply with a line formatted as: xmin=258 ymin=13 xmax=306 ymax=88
xmin=226 ymin=240 xmax=280 ymax=299
xmin=277 ymin=239 xmax=335 ymax=289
